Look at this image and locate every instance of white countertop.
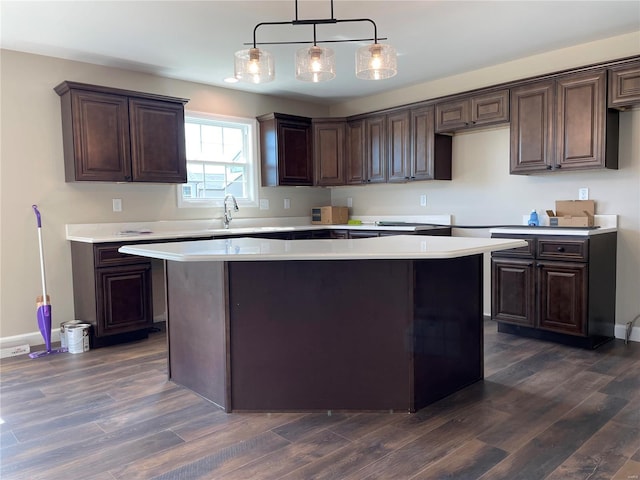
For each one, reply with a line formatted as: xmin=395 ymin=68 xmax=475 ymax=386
xmin=65 ymin=215 xmax=452 ymax=243
xmin=118 ymin=235 xmax=528 ymax=262
xmin=490 ymin=214 xmax=617 ymax=236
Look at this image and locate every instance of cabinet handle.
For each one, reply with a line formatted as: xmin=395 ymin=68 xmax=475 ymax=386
xmin=404 ymin=176 xmax=410 ymax=180
xmin=556 ymin=246 xmax=565 ymax=252
xmin=556 ymin=164 xmax=562 ymax=169
xmin=410 ymin=176 xmax=416 ymax=180
xmin=546 ymin=165 xmax=552 ymax=170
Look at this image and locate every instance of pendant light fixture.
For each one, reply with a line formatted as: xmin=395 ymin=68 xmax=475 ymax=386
xmin=234 ymin=47 xmax=275 ymax=84
xmin=294 ymin=23 xmax=335 ymax=82
xmin=234 ymin=0 xmax=396 ymax=84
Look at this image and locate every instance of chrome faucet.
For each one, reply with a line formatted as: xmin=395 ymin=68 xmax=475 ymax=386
xmin=223 ymin=194 xmax=239 ymax=229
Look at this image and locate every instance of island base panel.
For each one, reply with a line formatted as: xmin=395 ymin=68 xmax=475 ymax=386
xmin=167 ymin=261 xmax=229 ymax=410
xmin=165 ymin=256 xmax=484 ymax=412
xmin=412 ymin=255 xmax=484 ymax=409
xmin=229 ymin=260 xmax=413 ymax=411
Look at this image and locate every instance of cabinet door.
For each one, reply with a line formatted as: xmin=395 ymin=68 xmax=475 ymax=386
xmin=491 ymin=258 xmax=535 ymax=327
xmin=510 ymin=81 xmax=555 ymax=174
xmin=129 ymin=98 xmax=187 ymax=183
xmin=365 ymin=115 xmax=387 ymax=183
xmin=68 ymin=90 xmax=131 ymax=181
xmin=346 ymin=119 xmax=366 ymax=184
xmin=410 ymin=106 xmax=435 ymax=180
xmin=555 ymin=70 xmax=607 ymax=170
xmin=435 ymin=99 xmax=469 ymax=132
xmin=387 ymin=110 xmax=411 ymax=182
xmin=313 ymin=120 xmax=345 ymax=186
xmin=471 ymin=90 xmax=509 ymax=126
xmin=96 ymin=264 xmax=152 ymax=337
xmin=410 ymin=105 xmax=452 ymax=181
xmin=538 ymin=261 xmax=587 ymax=336
xmin=609 ymin=60 xmax=640 ymax=108
xmin=279 ymin=119 xmax=313 ymax=185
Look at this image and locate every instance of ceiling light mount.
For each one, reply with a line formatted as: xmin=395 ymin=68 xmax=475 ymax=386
xmin=234 ymin=0 xmax=397 ymax=84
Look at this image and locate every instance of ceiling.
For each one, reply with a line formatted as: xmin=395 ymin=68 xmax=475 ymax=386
xmin=1 ymin=1 xmax=639 ymax=105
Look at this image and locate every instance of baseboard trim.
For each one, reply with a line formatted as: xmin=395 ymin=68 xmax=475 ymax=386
xmin=1 ymin=319 xmax=167 ymax=349
xmin=4 ymin=319 xmax=637 ymax=349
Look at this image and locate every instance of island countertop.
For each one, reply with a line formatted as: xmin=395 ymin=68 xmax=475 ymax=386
xmin=119 ymin=235 xmax=528 ymax=262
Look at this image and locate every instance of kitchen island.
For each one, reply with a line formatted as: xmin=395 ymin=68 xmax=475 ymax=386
xmin=120 ymin=235 xmax=526 ymax=413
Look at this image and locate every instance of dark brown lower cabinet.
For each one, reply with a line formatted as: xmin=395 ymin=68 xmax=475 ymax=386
xmin=491 ymin=232 xmax=616 ymax=348
xmin=70 ymin=242 xmax=153 ymax=347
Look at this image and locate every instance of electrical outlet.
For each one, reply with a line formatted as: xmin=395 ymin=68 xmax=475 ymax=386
xmin=112 ymin=198 xmax=122 ymax=212
xmin=259 ymin=199 xmax=269 ymax=210
xmin=578 ymin=188 xmax=589 ymax=200
xmin=347 ymin=197 xmax=353 ymax=208
xmin=420 ymin=194 xmax=427 ymax=207
xmin=284 ymin=198 xmax=290 ymax=209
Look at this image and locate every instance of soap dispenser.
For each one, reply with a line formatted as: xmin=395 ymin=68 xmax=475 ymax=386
xmin=528 ymin=209 xmax=539 ymax=226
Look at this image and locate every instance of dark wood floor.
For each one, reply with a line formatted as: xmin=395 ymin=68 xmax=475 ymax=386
xmin=1 ymin=320 xmax=639 ymax=480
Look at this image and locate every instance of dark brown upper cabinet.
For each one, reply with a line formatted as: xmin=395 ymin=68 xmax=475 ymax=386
xmin=55 ymin=81 xmax=188 ymax=183
xmin=410 ymin=105 xmax=452 ymax=181
xmin=510 ymin=69 xmax=618 ymax=174
xmin=258 ymin=113 xmax=313 ymax=186
xmin=608 ymin=59 xmax=640 ymax=109
xmin=313 ymin=118 xmax=346 ymax=186
xmin=364 ymin=114 xmax=387 ymax=183
xmin=387 ymin=110 xmax=411 ymax=183
xmin=435 ymin=89 xmax=509 ymax=133
xmin=346 ymin=119 xmax=366 ymax=184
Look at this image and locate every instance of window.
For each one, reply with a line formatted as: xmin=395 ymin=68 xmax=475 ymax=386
xmin=178 ymin=112 xmax=258 ymax=208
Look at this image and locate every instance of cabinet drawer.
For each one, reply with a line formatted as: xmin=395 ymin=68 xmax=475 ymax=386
xmin=94 ymin=244 xmax=147 ymax=267
xmin=537 ymin=239 xmax=588 ymax=262
xmin=491 ymin=236 xmax=535 ymax=258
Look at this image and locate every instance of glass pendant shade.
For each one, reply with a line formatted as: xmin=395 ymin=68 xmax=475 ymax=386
xmin=355 ymin=43 xmax=397 ymax=80
xmin=295 ymin=46 xmax=336 ymax=82
xmin=234 ymin=47 xmax=275 ymax=84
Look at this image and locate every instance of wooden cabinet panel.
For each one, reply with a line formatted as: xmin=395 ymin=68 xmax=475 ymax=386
xmin=510 ymin=70 xmax=617 ymax=174
xmin=608 ymin=60 xmax=640 ymax=108
xmin=258 ymin=113 xmax=313 ymax=186
xmin=491 ymin=233 xmax=616 ymax=348
xmin=66 ymin=90 xmax=132 ymax=181
xmin=436 ymin=89 xmax=509 ymax=132
xmin=365 ymin=115 xmax=387 ymax=183
xmin=55 ymin=81 xmax=188 ymax=183
xmin=510 ymin=81 xmax=555 ymax=173
xmin=410 ymin=105 xmax=452 ymax=181
xmin=537 ymin=238 xmax=588 ymax=262
xmin=96 ymin=264 xmax=153 ymax=337
xmin=313 ymin=119 xmax=345 ymax=186
xmin=538 ymin=262 xmax=587 ymax=336
xmin=555 ymin=70 xmax=608 ymax=170
xmin=471 ymin=90 xmax=510 ymax=126
xmin=435 ymin=99 xmax=469 ymax=132
xmin=491 ymin=258 xmax=535 ymax=327
xmin=346 ymin=119 xmax=366 ymax=184
xmin=129 ymin=98 xmax=187 ymax=183
xmin=387 ymin=110 xmax=410 ymax=182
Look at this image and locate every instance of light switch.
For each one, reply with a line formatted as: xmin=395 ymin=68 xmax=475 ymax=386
xmin=112 ymin=198 xmax=122 ymax=212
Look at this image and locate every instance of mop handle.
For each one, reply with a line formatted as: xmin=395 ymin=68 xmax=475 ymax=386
xmin=32 ymin=205 xmax=48 ymax=303
xmin=33 ymin=204 xmax=42 ymax=228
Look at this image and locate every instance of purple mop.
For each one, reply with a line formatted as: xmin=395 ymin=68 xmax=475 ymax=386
xmin=29 ymin=205 xmax=66 ymax=358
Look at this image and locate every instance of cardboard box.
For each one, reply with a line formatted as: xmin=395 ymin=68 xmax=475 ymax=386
xmin=311 ymin=206 xmax=349 ymax=225
xmin=546 ymin=200 xmax=595 ymax=227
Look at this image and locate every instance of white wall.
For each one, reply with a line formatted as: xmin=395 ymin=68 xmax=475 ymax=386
xmin=1 ymin=31 xmax=639 ymax=343
xmin=329 ymin=32 xmax=640 ymax=336
xmin=0 ymin=50 xmax=331 ymax=339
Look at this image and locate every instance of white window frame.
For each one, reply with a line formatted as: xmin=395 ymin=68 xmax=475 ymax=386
xmin=177 ymin=111 xmax=259 ymax=209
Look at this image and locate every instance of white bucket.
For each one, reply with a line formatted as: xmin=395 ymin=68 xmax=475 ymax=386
xmin=66 ymin=324 xmax=91 ymax=354
xmin=60 ymin=320 xmax=82 ymax=350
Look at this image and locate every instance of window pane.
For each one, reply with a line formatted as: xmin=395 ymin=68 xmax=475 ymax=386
xmin=181 ymin=114 xmax=255 ymax=205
